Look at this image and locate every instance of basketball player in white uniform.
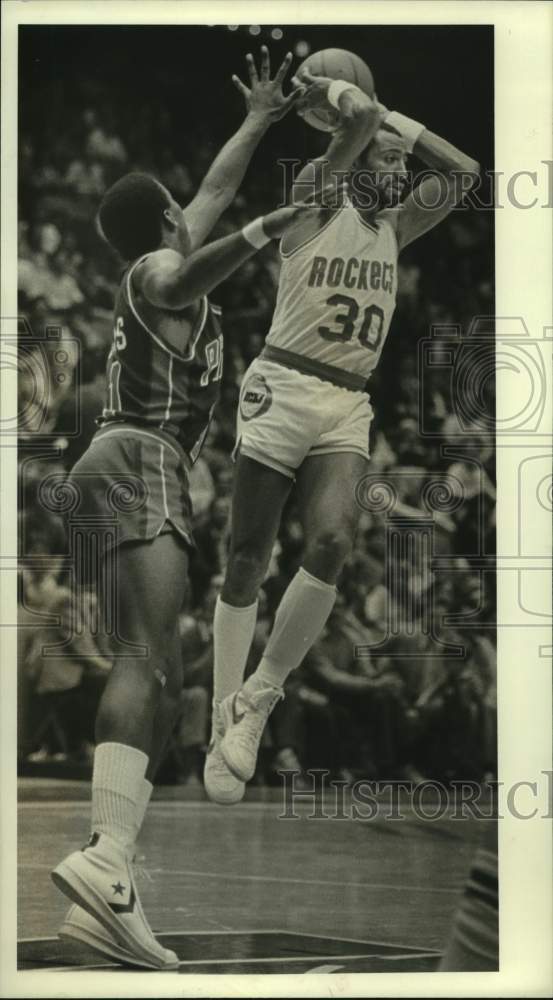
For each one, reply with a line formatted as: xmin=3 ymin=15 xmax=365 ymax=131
xmin=204 ymin=66 xmax=480 ymax=802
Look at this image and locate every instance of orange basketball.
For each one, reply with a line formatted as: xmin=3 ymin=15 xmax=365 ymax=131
xmin=297 ymin=48 xmax=375 ymax=132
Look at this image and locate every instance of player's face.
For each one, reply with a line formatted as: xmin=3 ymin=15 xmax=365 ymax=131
xmin=363 ymin=132 xmax=409 ymax=206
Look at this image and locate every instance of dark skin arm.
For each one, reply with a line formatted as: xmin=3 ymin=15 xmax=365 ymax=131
xmin=385 ymin=116 xmax=480 ymax=249
xmin=283 ymin=70 xmax=383 ymax=254
xmin=182 ymin=47 xmax=301 ymax=250
xmin=290 ymin=69 xmax=382 ymax=199
xmin=137 ymin=199 xmax=329 ymax=311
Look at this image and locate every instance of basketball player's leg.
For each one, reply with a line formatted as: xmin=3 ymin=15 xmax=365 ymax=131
xmin=246 ymin=450 xmax=367 ymax=686
xmin=145 ymin=626 xmax=185 ymax=783
xmin=297 ymin=451 xmax=368 ymax=582
xmin=213 ymin=452 xmax=291 ymax=701
xmin=52 ymin=532 xmax=188 ymax=969
xmin=210 ymin=361 xmax=320 ymax=794
xmin=205 ymin=453 xmax=291 ymax=803
xmin=91 ymin=530 xmax=188 ymax=838
xmin=220 ymin=452 xmax=368 ymax=782
xmin=95 ymin=532 xmax=188 ymax=756
xmin=214 ymin=359 xmax=315 ymax=703
xmin=222 ymin=452 xmax=292 ymax=607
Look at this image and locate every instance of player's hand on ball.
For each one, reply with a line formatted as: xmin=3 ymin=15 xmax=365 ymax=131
xmin=233 ymin=45 xmax=303 ymax=122
xmin=292 ymin=67 xmax=335 ymax=117
xmin=294 ymin=67 xmax=380 ymax=130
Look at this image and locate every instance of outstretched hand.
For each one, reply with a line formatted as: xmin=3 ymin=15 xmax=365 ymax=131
xmin=233 ymin=45 xmax=303 ymax=122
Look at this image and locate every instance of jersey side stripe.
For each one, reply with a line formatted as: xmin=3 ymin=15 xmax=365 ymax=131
xmin=159 ymin=444 xmax=170 ymax=520
xmin=162 ymin=354 xmax=174 ymax=428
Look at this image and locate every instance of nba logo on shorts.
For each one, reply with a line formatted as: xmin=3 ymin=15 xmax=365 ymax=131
xmin=240 ymin=373 xmax=272 ymax=421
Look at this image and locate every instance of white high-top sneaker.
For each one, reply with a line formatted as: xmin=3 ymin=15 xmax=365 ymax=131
xmin=219 ymin=685 xmax=283 ymax=782
xmin=203 ymin=703 xmax=245 ymax=805
xmin=52 ymin=833 xmax=178 ymax=970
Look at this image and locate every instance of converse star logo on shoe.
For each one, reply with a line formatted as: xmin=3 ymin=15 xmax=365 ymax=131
xmin=111 ymin=882 xmax=125 ymax=896
xmin=109 ymin=885 xmax=136 ymax=914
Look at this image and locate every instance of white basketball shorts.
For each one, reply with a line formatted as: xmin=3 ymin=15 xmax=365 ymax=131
xmin=235 ymin=358 xmax=374 ymax=479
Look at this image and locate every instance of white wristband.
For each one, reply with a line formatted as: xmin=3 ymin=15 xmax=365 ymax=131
xmin=327 ymin=79 xmax=361 ymax=110
xmin=242 ymin=217 xmax=270 ymax=249
xmin=383 ymin=110 xmax=426 ymax=153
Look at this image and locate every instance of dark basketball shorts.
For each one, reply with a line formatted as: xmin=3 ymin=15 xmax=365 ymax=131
xmin=66 ymin=423 xmax=194 ymax=557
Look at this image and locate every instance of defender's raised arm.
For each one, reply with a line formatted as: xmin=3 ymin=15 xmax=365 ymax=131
xmin=140 ymin=201 xmax=323 ymax=311
xmin=182 ymin=47 xmax=301 ymax=249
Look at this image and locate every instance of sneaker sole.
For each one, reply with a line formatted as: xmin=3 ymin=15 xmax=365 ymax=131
xmin=51 ymin=859 xmax=176 ymax=970
xmin=203 ymin=749 xmax=246 ymax=805
xmin=203 ymin=773 xmax=245 ymax=805
xmin=59 ymin=919 xmax=162 ymax=970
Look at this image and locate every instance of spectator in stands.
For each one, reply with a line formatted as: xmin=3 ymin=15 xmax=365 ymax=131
xmin=19 ymin=564 xmax=111 ymax=762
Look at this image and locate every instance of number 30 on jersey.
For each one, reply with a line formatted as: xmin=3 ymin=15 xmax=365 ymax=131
xmin=318 ymin=294 xmax=385 ymax=352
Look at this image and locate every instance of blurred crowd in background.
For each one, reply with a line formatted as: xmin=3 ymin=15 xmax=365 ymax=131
xmin=17 ymin=36 xmax=497 ymax=788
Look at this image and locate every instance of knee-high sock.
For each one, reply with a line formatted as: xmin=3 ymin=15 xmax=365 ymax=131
xmin=243 ymin=567 xmax=336 ymax=694
xmin=213 ymin=596 xmax=258 ymax=704
xmin=91 ymin=742 xmax=148 ymax=850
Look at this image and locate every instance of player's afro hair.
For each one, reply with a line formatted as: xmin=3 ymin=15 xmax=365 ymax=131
xmin=97 ymin=172 xmax=172 ymax=261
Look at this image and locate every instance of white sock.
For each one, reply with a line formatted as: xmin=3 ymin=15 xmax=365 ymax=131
xmin=133 ymin=778 xmax=153 ymax=843
xmin=213 ymin=596 xmax=258 ymax=703
xmin=243 ymin=567 xmax=336 ymax=694
xmin=91 ymin=742 xmax=148 ymax=850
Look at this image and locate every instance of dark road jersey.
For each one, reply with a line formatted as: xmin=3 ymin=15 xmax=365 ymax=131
xmin=99 ymin=253 xmax=223 ymax=462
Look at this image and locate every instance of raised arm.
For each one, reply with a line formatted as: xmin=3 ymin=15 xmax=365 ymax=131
xmin=289 ymin=71 xmax=382 ymax=203
xmin=381 ymin=108 xmax=480 ymax=249
xmin=138 ymin=201 xmax=319 ymax=311
xmin=182 ymin=46 xmax=300 ymax=250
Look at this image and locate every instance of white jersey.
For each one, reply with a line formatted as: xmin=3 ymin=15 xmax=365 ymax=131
xmin=266 ymin=198 xmax=398 ymax=380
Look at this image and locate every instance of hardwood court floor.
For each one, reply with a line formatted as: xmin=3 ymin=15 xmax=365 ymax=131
xmin=17 ymin=779 xmax=493 ymax=974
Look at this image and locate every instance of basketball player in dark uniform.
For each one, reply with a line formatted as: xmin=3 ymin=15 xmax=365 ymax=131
xmin=50 ymin=48 xmax=306 ymax=970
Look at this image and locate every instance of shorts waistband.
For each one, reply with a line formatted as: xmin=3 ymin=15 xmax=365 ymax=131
xmin=93 ymin=422 xmax=191 ymax=469
xmin=260 ymin=344 xmax=367 ymax=392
